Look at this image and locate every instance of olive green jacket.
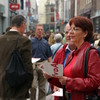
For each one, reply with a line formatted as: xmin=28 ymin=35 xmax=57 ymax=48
xmin=0 ymin=31 xmax=33 ymax=99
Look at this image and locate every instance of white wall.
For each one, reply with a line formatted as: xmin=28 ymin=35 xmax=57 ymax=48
xmin=0 ymin=0 xmax=8 ymax=17
xmin=38 ymin=0 xmax=47 ymax=24
xmin=0 ymin=0 xmax=9 ymax=35
xmin=59 ymin=0 xmax=64 ymax=20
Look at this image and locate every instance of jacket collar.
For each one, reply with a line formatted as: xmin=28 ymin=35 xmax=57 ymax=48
xmin=73 ymin=41 xmax=91 ymax=55
xmin=65 ymin=41 xmax=91 ymax=68
xmin=4 ymin=31 xmax=22 ymax=36
xmin=63 ymin=43 xmax=68 ymax=52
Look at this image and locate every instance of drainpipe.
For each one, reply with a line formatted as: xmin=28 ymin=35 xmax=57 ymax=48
xmin=75 ymin=0 xmax=77 ymax=16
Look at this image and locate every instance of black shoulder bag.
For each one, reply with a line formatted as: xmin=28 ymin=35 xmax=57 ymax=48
xmin=6 ymin=35 xmax=28 ymax=88
xmin=84 ymin=46 xmax=98 ymax=100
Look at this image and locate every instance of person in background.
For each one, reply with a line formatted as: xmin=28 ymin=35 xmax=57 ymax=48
xmin=51 ymin=23 xmax=76 ymax=100
xmin=2 ymin=32 xmax=5 ymax=35
xmin=2 ymin=26 xmax=12 ymax=35
xmin=97 ymin=40 xmax=100 ymax=57
xmin=6 ymin=26 xmax=12 ymax=32
xmin=60 ymin=32 xmax=64 ymax=38
xmin=43 ymin=16 xmax=100 ymax=100
xmin=0 ymin=15 xmax=33 ymax=100
xmin=94 ymin=34 xmax=100 ymax=48
xmin=26 ymin=31 xmax=31 ymax=38
xmin=62 ymin=36 xmax=66 ymax=44
xmin=48 ymin=33 xmax=55 ymax=46
xmin=51 ymin=33 xmax=63 ymax=61
xmin=30 ymin=24 xmax=52 ymax=100
xmin=30 ymin=33 xmax=35 ymax=39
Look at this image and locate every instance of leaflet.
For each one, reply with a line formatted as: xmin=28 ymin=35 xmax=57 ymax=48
xmin=38 ymin=61 xmax=63 ymax=77
xmin=31 ymin=58 xmax=41 ymax=63
xmin=51 ymin=88 xmax=63 ymax=96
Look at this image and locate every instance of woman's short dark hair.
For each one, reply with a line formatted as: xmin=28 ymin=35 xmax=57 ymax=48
xmin=6 ymin=26 xmax=11 ymax=32
xmin=69 ymin=16 xmax=93 ymax=42
xmin=11 ymin=15 xmax=26 ymax=28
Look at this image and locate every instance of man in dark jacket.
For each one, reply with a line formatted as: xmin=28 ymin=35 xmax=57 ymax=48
xmin=0 ymin=15 xmax=33 ymax=99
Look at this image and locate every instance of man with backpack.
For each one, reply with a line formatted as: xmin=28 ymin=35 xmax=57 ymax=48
xmin=0 ymin=15 xmax=33 ymax=99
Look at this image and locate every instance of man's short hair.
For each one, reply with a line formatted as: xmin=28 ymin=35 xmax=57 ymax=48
xmin=11 ymin=15 xmax=26 ymax=28
xmin=35 ymin=24 xmax=44 ymax=32
xmin=54 ymin=33 xmax=62 ymax=43
xmin=35 ymin=24 xmax=43 ymax=29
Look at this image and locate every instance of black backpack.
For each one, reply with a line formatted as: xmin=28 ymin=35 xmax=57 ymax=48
xmin=6 ymin=35 xmax=28 ymax=88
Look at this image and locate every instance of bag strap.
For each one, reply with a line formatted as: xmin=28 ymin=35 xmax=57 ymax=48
xmin=14 ymin=35 xmax=21 ymax=50
xmin=84 ymin=46 xmax=96 ymax=78
xmin=52 ymin=44 xmax=62 ymax=58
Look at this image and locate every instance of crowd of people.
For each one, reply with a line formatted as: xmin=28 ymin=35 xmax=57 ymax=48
xmin=0 ymin=14 xmax=100 ymax=100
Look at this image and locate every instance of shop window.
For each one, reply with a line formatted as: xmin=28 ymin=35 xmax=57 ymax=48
xmin=51 ymin=16 xmax=54 ymax=22
xmin=51 ymin=7 xmax=54 ymax=12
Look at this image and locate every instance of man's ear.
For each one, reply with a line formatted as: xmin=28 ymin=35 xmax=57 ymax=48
xmin=22 ymin=22 xmax=25 ymax=27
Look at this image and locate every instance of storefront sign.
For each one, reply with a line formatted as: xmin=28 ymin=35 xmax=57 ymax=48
xmin=10 ymin=4 xmax=20 ymax=10
xmin=56 ymin=12 xmax=59 ymax=21
xmin=27 ymin=13 xmax=32 ymax=16
xmin=29 ymin=16 xmax=33 ymax=21
xmin=0 ymin=4 xmax=5 ymax=13
xmin=26 ymin=1 xmax=30 ymax=7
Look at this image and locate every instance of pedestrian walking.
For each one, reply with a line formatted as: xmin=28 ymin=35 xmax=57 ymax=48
xmin=0 ymin=15 xmax=33 ymax=100
xmin=30 ymin=24 xmax=52 ymax=100
xmin=50 ymin=33 xmax=63 ymax=61
xmin=48 ymin=33 xmax=55 ymax=46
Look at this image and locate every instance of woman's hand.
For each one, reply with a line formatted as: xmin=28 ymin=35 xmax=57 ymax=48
xmin=43 ymin=71 xmax=52 ymax=79
xmin=53 ymin=86 xmax=60 ymax=92
xmin=58 ymin=76 xmax=67 ymax=85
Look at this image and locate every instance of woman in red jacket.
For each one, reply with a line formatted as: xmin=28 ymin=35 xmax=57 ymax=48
xmin=43 ymin=16 xmax=100 ymax=100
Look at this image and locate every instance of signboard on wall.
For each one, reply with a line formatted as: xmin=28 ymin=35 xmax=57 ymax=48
xmin=0 ymin=4 xmax=5 ymax=13
xmin=10 ymin=4 xmax=20 ymax=10
xmin=56 ymin=12 xmax=59 ymax=21
xmin=26 ymin=1 xmax=30 ymax=7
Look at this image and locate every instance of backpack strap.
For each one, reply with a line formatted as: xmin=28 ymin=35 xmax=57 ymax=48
xmin=84 ymin=46 xmax=96 ymax=78
xmin=14 ymin=35 xmax=21 ymax=50
xmin=84 ymin=46 xmax=99 ymax=99
xmin=52 ymin=44 xmax=62 ymax=58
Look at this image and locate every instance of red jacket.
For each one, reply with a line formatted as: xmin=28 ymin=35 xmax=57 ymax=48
xmin=49 ymin=42 xmax=100 ymax=100
xmin=51 ymin=44 xmax=67 ymax=100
